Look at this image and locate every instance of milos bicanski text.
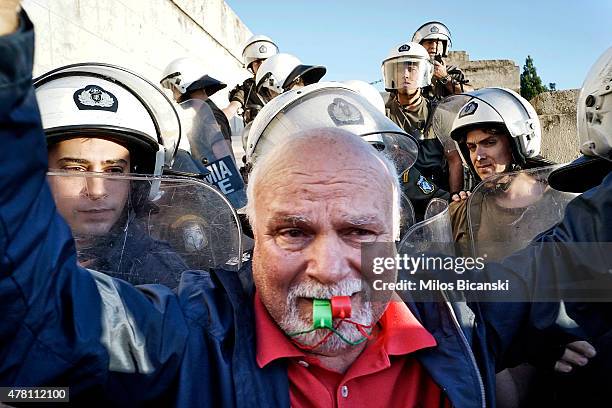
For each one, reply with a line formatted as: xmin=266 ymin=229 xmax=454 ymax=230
xmin=371 ymin=253 xmax=510 ymax=292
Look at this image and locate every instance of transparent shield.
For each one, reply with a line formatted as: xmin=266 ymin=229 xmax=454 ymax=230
xmin=47 ymin=171 xmax=243 ymax=288
xmin=399 ymin=191 xmax=416 ymax=238
xmin=398 ymin=198 xmax=453 ymax=255
xmin=178 ymin=99 xmax=247 ymax=208
xmin=34 ymin=63 xmax=181 ymax=166
xmin=428 ymin=94 xmax=472 ymax=154
xmin=467 ymin=165 xmax=579 ymax=260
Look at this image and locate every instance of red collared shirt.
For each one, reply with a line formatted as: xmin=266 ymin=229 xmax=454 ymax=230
xmin=255 ymin=294 xmax=451 ymax=408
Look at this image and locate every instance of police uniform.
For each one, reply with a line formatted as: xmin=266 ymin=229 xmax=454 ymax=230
xmin=228 ymin=77 xmax=265 ymax=125
xmin=400 ymin=166 xmax=450 ymax=222
xmin=385 ymin=93 xmax=450 ymax=192
xmin=205 ymin=98 xmax=233 ymax=150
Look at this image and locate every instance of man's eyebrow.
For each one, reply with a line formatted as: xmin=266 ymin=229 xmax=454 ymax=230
xmin=468 ymin=135 xmax=496 ymax=145
xmin=269 ymin=214 xmax=311 ymax=225
xmin=343 ymin=215 xmax=384 ymax=227
xmin=57 ymin=158 xmax=128 ymax=166
xmin=102 ymin=159 xmax=129 ymax=166
xmin=57 ymin=157 xmax=89 ymax=165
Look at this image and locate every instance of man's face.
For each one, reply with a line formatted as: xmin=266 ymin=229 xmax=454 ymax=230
xmin=48 ymin=138 xmax=131 ymax=236
xmin=466 ymin=129 xmax=514 ymax=179
xmin=250 ymin=59 xmax=264 ymax=75
xmin=421 ymin=39 xmax=441 ymax=57
xmin=397 ymin=62 xmax=421 ymax=95
xmin=251 ymin=143 xmax=395 ymax=354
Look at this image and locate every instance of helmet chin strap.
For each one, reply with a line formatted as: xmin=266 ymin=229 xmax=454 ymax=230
xmin=287 ymin=297 xmax=373 ymax=351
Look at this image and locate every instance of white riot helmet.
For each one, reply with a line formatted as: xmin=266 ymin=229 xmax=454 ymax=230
xmin=412 ymin=21 xmax=452 ymax=58
xmin=160 ymin=57 xmax=226 ymax=102
xmin=342 ymin=80 xmax=386 ymax=113
xmin=242 ymin=35 xmax=279 ymax=72
xmin=35 ymin=63 xmax=181 ymax=177
xmin=382 ymin=42 xmax=433 ymax=92
xmin=549 ymin=47 xmax=612 ymax=193
xmin=246 ymin=81 xmax=418 ymax=172
xmin=450 ymin=87 xmax=542 ymax=180
xmin=255 ymin=53 xmax=326 ymax=102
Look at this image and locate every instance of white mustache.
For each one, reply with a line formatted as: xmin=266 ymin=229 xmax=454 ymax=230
xmin=287 ymin=278 xmax=364 ymax=300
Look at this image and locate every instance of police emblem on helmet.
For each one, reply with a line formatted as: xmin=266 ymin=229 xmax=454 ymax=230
xmin=398 ymin=44 xmax=411 ymax=52
xmin=458 ymin=101 xmax=478 ymax=118
xmin=430 ymin=26 xmax=439 ymax=33
xmin=73 ymin=85 xmax=118 ymax=112
xmin=327 ymin=98 xmax=364 ymax=126
xmin=259 ymin=45 xmax=267 ymax=53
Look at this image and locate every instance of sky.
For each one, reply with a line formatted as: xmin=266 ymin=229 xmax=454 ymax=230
xmin=227 ymin=0 xmax=612 ymax=91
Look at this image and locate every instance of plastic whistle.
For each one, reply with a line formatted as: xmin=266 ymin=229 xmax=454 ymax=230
xmin=312 ymin=296 xmax=352 ymax=329
xmin=331 ymin=296 xmax=352 ymax=319
xmin=312 ymin=299 xmax=332 ymax=329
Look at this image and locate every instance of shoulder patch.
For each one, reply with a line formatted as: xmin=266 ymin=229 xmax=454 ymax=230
xmin=417 ymin=175 xmax=436 ymax=194
xmin=327 ymin=97 xmax=364 ymax=126
xmin=73 ymin=85 xmax=118 ymax=112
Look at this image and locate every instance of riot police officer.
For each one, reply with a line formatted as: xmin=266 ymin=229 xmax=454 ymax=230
xmin=161 ymin=57 xmax=233 ymax=158
xmin=412 ymin=21 xmax=474 ymax=100
xmin=255 ymin=52 xmax=326 ymax=102
xmin=35 ymin=63 xmax=188 ymax=288
xmin=382 ymin=41 xmax=464 ymax=193
xmin=226 ymin=35 xmax=278 ymax=125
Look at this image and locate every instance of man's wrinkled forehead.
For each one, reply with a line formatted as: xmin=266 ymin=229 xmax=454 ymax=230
xmin=271 ymin=130 xmax=388 ymax=174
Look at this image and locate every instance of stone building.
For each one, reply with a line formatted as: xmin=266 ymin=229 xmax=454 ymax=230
xmin=446 ymin=51 xmax=520 ymax=93
xmin=530 ymin=90 xmax=580 ymax=164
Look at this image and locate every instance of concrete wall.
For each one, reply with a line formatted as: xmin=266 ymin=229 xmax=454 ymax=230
xmin=530 ymin=90 xmax=581 ymax=164
xmin=446 ymin=51 xmax=520 ymax=93
xmin=22 ymin=0 xmax=252 ymax=140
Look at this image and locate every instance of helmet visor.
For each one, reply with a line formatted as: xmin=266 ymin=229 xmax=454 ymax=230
xmin=382 ymin=57 xmax=432 ymax=91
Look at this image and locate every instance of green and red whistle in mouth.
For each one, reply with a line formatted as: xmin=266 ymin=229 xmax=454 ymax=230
xmin=289 ymin=296 xmax=373 ymax=350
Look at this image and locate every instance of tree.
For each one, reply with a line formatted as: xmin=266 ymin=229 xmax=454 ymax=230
xmin=520 ymin=55 xmax=548 ymax=100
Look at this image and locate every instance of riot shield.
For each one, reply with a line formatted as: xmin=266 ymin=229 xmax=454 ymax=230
xmin=466 ymin=165 xmax=579 ymax=260
xmin=178 ymin=99 xmax=247 ymax=208
xmin=398 ymin=198 xmax=453 ymax=255
xmin=47 ymin=171 xmax=243 ymax=289
xmin=426 ymin=94 xmax=472 ymax=156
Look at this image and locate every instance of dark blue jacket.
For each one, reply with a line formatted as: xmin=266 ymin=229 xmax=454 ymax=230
xmin=1 ymin=13 xmax=611 ymax=407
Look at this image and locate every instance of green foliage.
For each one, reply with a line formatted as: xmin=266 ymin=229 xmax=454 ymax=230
xmin=520 ymin=55 xmax=548 ymax=100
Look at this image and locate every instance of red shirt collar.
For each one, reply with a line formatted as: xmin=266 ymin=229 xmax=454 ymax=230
xmin=255 ymin=292 xmax=436 ymax=368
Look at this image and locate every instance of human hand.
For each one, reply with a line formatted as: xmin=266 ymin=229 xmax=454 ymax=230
xmin=433 ymin=60 xmax=448 ymax=80
xmin=554 ymin=340 xmax=596 ymax=373
xmin=451 ymin=191 xmax=471 ymax=202
xmin=0 ymin=0 xmax=20 ymax=36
